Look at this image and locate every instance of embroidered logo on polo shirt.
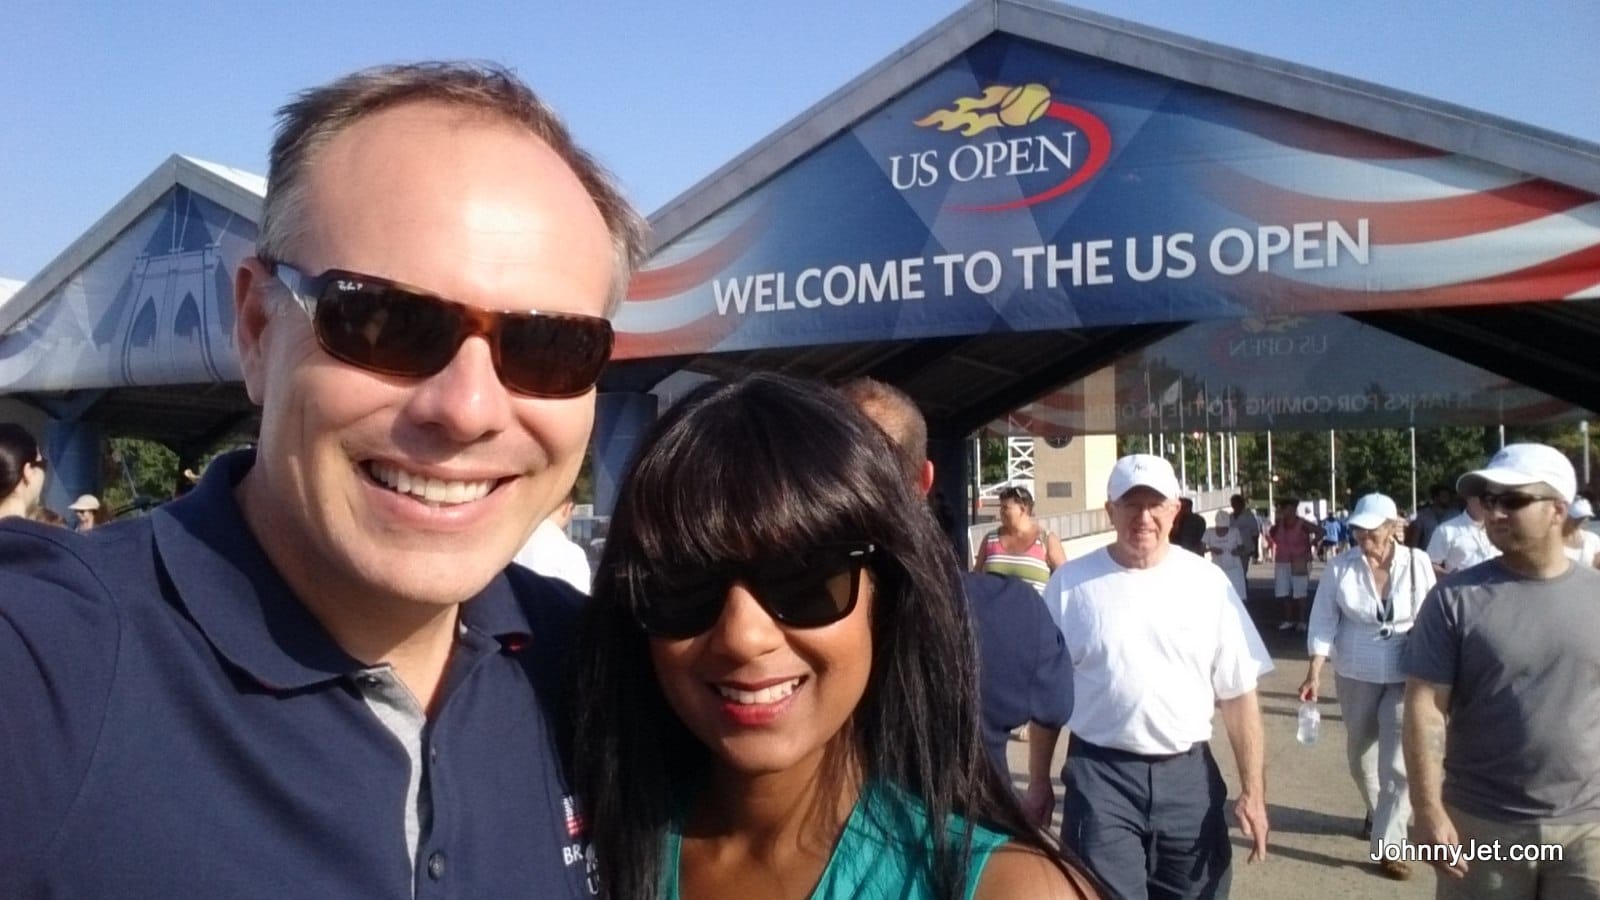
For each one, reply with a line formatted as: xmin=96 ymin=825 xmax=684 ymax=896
xmin=562 ymin=793 xmax=586 ymax=838
xmin=559 ymin=794 xmax=599 ymax=895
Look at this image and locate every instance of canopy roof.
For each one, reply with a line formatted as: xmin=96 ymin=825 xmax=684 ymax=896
xmin=5 ymin=1 xmax=1599 ymax=452
xmin=607 ymin=0 xmax=1600 ymax=434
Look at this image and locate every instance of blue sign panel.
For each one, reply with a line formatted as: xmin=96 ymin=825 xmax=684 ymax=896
xmin=617 ymin=34 xmax=1600 ymax=359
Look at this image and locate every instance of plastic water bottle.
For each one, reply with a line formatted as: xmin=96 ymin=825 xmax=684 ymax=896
xmin=1296 ymin=701 xmax=1321 ymax=745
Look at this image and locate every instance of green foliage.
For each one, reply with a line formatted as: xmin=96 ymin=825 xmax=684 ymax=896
xmin=102 ymin=438 xmax=178 ymax=515
xmin=968 ymin=435 xmax=1010 ymax=486
xmin=1105 ymin=425 xmax=1599 ymax=516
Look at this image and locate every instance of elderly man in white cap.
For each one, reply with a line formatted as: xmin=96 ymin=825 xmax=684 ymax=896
xmin=1404 ymin=443 xmax=1600 ymax=896
xmin=1035 ymin=453 xmax=1273 ymax=900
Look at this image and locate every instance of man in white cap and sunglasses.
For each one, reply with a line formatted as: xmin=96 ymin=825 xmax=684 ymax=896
xmin=1404 ymin=443 xmax=1600 ymax=896
xmin=1035 ymin=453 xmax=1273 ymax=899
xmin=0 ymin=63 xmax=646 ymax=898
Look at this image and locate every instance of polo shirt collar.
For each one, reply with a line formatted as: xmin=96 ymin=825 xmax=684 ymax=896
xmin=151 ymin=449 xmax=534 ymax=691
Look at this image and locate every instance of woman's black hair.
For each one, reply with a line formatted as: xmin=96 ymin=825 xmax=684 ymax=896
xmin=0 ymin=423 xmax=41 ymax=502
xmin=573 ymin=372 xmax=1082 ymax=899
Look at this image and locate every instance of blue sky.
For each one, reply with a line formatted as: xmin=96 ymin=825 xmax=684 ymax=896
xmin=3 ymin=0 xmax=1597 ymax=282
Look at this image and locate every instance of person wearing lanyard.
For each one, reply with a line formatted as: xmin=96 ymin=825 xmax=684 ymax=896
xmin=1300 ymin=493 xmax=1436 ymax=881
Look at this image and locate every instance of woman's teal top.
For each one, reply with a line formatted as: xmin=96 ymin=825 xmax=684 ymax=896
xmin=662 ymin=783 xmax=1010 ymax=899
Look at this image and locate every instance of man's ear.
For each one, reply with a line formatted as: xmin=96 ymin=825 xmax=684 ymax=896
xmin=918 ymin=460 xmax=936 ymax=497
xmin=234 ymin=257 xmax=273 ymax=405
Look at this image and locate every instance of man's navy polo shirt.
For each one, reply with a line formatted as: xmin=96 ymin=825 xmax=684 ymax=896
xmin=961 ymin=572 xmax=1074 ymax=776
xmin=0 ymin=451 xmax=594 ymax=899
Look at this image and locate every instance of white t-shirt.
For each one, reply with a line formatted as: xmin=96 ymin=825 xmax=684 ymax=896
xmin=1427 ymin=512 xmax=1499 ymax=573
xmin=1564 ymin=529 xmax=1600 ymax=568
xmin=1041 ymin=546 xmax=1274 ymax=755
xmin=1201 ymin=528 xmax=1241 ymax=565
xmin=512 ymin=520 xmax=592 ymax=594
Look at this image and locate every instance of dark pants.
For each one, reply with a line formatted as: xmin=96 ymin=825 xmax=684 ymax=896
xmin=1061 ymin=737 xmax=1233 ymax=900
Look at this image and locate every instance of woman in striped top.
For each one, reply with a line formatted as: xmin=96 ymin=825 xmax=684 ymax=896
xmin=974 ymin=486 xmax=1066 ymax=593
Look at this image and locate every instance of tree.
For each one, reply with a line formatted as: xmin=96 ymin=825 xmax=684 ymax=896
xmin=102 ymin=438 xmax=178 ymax=515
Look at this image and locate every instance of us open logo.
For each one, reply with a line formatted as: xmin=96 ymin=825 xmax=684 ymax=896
xmin=888 ymin=83 xmax=1111 ymax=211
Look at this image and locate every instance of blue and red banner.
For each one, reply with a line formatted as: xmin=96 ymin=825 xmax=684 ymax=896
xmin=616 ymin=34 xmax=1600 ymax=359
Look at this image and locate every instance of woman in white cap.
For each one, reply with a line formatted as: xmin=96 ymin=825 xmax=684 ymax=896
xmin=1561 ymin=498 xmax=1600 ymax=567
xmin=1201 ymin=510 xmax=1248 ymax=600
xmin=1298 ymin=492 xmax=1435 ymax=881
xmin=68 ymin=494 xmax=102 ymax=531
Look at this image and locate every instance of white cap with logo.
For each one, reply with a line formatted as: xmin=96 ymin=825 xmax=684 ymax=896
xmin=1108 ymin=453 xmax=1181 ymax=501
xmin=1570 ymin=498 xmax=1595 ymax=520
xmin=1457 ymin=443 xmax=1577 ymax=503
xmin=1346 ymin=493 xmax=1399 ymax=530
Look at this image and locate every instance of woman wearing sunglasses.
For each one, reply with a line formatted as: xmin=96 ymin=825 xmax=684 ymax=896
xmin=1297 ymin=493 xmax=1436 ymax=881
xmin=0 ymin=424 xmax=49 ymax=521
xmin=573 ymin=373 xmax=1095 ymax=900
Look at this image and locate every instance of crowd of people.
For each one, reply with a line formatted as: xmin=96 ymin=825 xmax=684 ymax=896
xmin=3 ymin=60 xmax=1598 ymax=900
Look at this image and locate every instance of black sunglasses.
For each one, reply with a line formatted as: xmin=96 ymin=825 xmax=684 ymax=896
xmin=266 ymin=260 xmax=614 ymax=399
xmin=998 ymin=486 xmax=1033 ymax=503
xmin=1480 ymin=492 xmax=1553 ymax=513
xmin=631 ymin=542 xmax=877 ymax=639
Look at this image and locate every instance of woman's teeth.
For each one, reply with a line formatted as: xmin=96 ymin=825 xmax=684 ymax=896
xmin=715 ymin=678 xmax=802 ymax=705
xmin=368 ymin=462 xmax=495 ymax=505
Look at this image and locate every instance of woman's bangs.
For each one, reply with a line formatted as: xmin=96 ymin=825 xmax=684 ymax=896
xmin=622 ymin=382 xmax=884 ymax=570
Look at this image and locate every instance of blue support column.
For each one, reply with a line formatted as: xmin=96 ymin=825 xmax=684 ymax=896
xmin=928 ymin=431 xmax=972 ymax=563
xmin=43 ymin=418 xmax=104 ymax=517
xmin=29 ymin=391 xmax=107 ymax=517
xmin=592 ymin=392 xmax=659 ymax=518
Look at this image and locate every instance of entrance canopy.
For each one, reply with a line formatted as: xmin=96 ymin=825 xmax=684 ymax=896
xmin=3 ymin=0 xmax=1599 ymax=463
xmin=609 ymin=0 xmax=1600 ymax=434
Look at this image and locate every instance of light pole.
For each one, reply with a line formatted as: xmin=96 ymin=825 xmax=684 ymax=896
xmin=1329 ymin=429 xmax=1337 ymax=514
xmin=1266 ymin=430 xmax=1275 ymax=518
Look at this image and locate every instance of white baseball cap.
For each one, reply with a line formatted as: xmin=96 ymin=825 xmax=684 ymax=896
xmin=1457 ymin=443 xmax=1577 ymax=503
xmin=1107 ymin=453 xmax=1181 ymax=501
xmin=1346 ymin=493 xmax=1399 ymax=530
xmin=1570 ymin=498 xmax=1595 ymax=520
xmin=68 ymin=494 xmax=101 ymax=512
xmin=1215 ymin=510 xmax=1232 ymax=527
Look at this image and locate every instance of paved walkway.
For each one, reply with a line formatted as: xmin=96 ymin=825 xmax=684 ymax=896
xmin=1006 ymin=559 xmax=1437 ymax=898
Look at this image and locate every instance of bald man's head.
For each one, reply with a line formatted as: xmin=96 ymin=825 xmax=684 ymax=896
xmin=839 ymin=377 xmax=934 ymax=495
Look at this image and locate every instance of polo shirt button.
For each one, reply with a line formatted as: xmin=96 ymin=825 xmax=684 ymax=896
xmin=429 ymin=745 xmax=438 ymax=762
xmin=427 ymin=851 xmax=446 ymax=880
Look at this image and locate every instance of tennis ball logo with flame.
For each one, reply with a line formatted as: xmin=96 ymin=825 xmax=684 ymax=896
xmin=908 ymin=83 xmax=1113 ymax=212
xmin=914 ymin=83 xmax=1053 ymax=135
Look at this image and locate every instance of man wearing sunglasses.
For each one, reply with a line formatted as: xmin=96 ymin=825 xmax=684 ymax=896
xmin=0 ymin=63 xmax=645 ymax=899
xmin=1404 ymin=443 xmax=1600 ymax=895
xmin=1037 ymin=454 xmax=1273 ymax=900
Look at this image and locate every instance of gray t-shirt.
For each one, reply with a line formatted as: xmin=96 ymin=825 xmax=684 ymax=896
xmin=1404 ymin=559 xmax=1600 ymax=823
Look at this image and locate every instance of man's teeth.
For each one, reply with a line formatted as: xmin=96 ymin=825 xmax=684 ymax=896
xmin=368 ymin=462 xmax=494 ymax=505
xmin=716 ymin=679 xmax=801 ymax=705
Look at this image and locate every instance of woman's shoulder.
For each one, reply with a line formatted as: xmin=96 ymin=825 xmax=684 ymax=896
xmin=974 ymin=843 xmax=1097 ymax=900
